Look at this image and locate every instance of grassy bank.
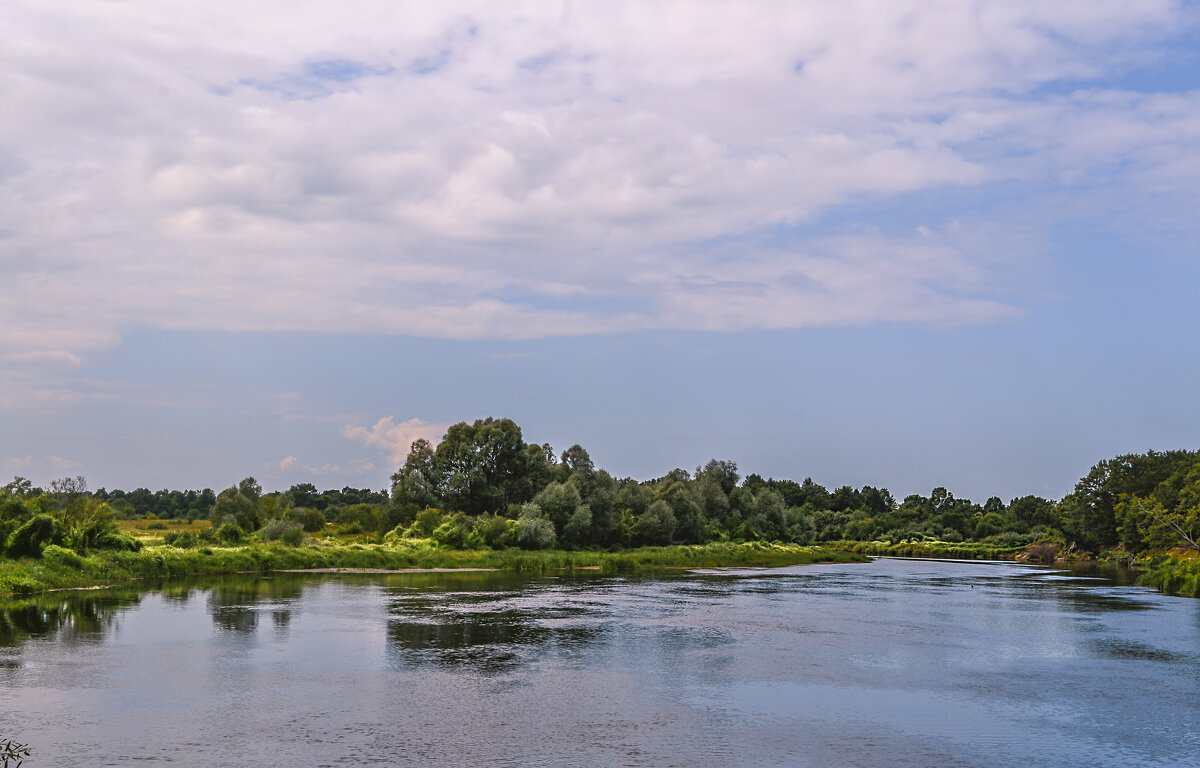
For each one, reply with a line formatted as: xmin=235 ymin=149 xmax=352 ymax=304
xmin=0 ymin=540 xmax=865 ymax=597
xmin=1132 ymin=554 xmax=1200 ymax=597
xmin=826 ymin=539 xmax=1027 ymax=561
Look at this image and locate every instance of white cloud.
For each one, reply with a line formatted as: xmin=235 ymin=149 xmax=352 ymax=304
xmin=0 ymin=1 xmax=1196 ymax=359
xmin=341 ymin=417 xmax=447 ymax=466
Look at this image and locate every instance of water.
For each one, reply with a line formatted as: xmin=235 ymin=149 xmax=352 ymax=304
xmin=1 ymin=558 xmax=1198 ymax=767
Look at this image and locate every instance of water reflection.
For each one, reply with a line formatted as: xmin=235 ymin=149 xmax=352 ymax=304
xmin=384 ymin=581 xmax=610 ymax=674
xmin=0 ymin=561 xmax=1198 ymax=768
xmin=0 ymin=589 xmax=143 ymax=648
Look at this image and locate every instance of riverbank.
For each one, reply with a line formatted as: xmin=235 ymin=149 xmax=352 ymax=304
xmin=826 ymin=539 xmax=1028 ymax=561
xmin=1130 ymin=554 xmax=1200 ymax=597
xmin=0 ymin=540 xmax=866 ymax=597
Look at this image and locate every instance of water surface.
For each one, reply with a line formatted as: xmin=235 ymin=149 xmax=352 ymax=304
xmin=1 ymin=559 xmax=1197 ymax=767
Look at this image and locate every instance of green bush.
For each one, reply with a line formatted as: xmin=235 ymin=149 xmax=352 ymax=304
xmin=516 ymin=515 xmax=556 ymax=550
xmin=476 ymin=515 xmax=512 ymax=549
xmin=145 ymin=521 xmax=168 ymax=530
xmin=216 ymin=523 xmax=243 ymax=545
xmin=5 ymin=515 xmax=65 ymax=558
xmin=163 ymin=531 xmax=197 ymax=549
xmin=261 ymin=519 xmax=304 ymax=546
xmin=92 ymin=530 xmax=143 ymax=552
xmin=298 ymin=508 xmax=326 ymax=532
xmin=42 ymin=544 xmax=84 ymax=569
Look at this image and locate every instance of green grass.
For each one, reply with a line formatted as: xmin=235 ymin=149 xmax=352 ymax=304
xmin=825 ymin=538 xmax=1028 ymax=560
xmin=1133 ymin=553 xmax=1200 ymax=597
xmin=0 ymin=540 xmax=865 ymax=597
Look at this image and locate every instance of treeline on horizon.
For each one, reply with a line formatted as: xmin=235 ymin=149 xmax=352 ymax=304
xmin=2 ymin=417 xmax=1199 ymax=557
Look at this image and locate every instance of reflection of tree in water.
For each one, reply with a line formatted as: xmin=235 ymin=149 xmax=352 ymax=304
xmin=385 ymin=589 xmax=603 ymax=674
xmin=205 ymin=574 xmax=306 ymax=635
xmin=0 ymin=589 xmax=143 ymax=648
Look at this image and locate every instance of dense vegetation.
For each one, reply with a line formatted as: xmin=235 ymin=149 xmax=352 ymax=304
xmin=2 ymin=417 xmax=1199 ymax=596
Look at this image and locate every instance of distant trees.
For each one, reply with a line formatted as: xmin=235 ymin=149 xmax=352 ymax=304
xmin=3 ymin=420 xmax=1196 ymax=558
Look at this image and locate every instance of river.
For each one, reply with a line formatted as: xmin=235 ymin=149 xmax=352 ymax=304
xmin=1 ymin=558 xmax=1198 ymax=767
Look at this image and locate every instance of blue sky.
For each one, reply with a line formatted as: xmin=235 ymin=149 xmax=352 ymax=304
xmin=2 ymin=1 xmax=1198 ymax=501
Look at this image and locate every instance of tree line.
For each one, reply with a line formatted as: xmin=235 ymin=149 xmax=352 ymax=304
xmin=2 ymin=417 xmax=1198 ymax=556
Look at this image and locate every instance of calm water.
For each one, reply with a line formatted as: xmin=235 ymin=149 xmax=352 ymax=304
xmin=1 ymin=558 xmax=1198 ymax=767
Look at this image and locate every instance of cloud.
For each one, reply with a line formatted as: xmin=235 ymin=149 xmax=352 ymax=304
xmin=341 ymin=417 xmax=447 ymax=466
xmin=1 ymin=1 xmax=1197 ymax=360
xmin=276 ymin=455 xmax=299 ymax=473
xmin=3 ymin=454 xmax=82 ymax=475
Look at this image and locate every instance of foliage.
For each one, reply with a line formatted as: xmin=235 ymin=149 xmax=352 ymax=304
xmin=216 ymin=523 xmax=244 ymax=545
xmin=42 ymin=544 xmax=84 ymax=569
xmin=297 ymin=508 xmax=326 ymax=532
xmin=1118 ymin=461 xmax=1200 ymax=554
xmin=1 ymin=738 xmax=31 ymax=768
xmin=515 ymin=505 xmax=557 ymax=549
xmin=5 ymin=515 xmax=65 ymax=558
xmin=261 ymin=519 xmax=304 ymax=546
xmin=163 ymin=530 xmax=198 ymax=549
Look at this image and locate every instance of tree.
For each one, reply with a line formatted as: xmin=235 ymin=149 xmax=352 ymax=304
xmin=434 ymin=418 xmax=534 ymax=515
xmin=532 ymin=481 xmax=582 ymax=535
xmin=211 ymin=479 xmax=264 ymax=532
xmin=390 ymin=438 xmax=440 ymax=523
xmin=635 ymin=500 xmax=676 ymax=546
xmin=515 ymin=504 xmax=556 ymax=549
xmin=696 ymin=459 xmax=739 ymax=495
xmin=1 ymin=477 xmax=34 ymax=499
xmin=1060 ymin=450 xmax=1198 ymax=551
xmin=1124 ymin=495 xmax=1200 ymax=552
xmin=1121 ymin=462 xmax=1200 ymax=552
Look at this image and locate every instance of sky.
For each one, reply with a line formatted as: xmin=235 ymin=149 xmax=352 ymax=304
xmin=2 ymin=1 xmax=1199 ymax=502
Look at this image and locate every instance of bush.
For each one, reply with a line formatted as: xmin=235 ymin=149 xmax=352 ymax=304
xmin=145 ymin=521 xmax=168 ymax=530
xmin=163 ymin=531 xmax=197 ymax=549
xmin=5 ymin=515 xmax=65 ymax=558
xmin=92 ymin=530 xmax=143 ymax=552
xmin=516 ymin=515 xmax=557 ymax=550
xmin=414 ymin=508 xmax=443 ymax=537
xmin=261 ymin=519 xmax=304 ymax=546
xmin=196 ymin=527 xmax=218 ymax=544
xmin=476 ymin=515 xmax=512 ymax=549
xmin=42 ymin=544 xmax=84 ymax=569
xmin=431 ymin=514 xmax=483 ymax=549
xmin=298 ymin=508 xmax=326 ymax=533
xmin=279 ymin=525 xmax=304 ymax=546
xmin=216 ymin=523 xmax=243 ymax=545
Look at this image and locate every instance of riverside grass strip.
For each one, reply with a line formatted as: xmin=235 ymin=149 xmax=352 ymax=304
xmin=0 ymin=541 xmax=866 ymax=597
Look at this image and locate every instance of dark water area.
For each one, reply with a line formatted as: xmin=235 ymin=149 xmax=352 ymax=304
xmin=1 ymin=559 xmax=1198 ymax=767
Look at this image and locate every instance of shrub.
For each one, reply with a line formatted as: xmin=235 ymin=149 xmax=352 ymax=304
xmin=431 ymin=514 xmax=483 ymax=549
xmin=476 ymin=515 xmax=512 ymax=549
xmin=279 ymin=525 xmax=304 ymax=546
xmin=516 ymin=515 xmax=557 ymax=550
xmin=298 ymin=508 xmax=326 ymax=532
xmin=261 ymin=519 xmax=303 ymax=546
xmin=145 ymin=521 xmax=168 ymax=530
xmin=163 ymin=531 xmax=197 ymax=549
xmin=216 ymin=523 xmax=243 ymax=545
xmin=92 ymin=530 xmax=143 ymax=552
xmin=414 ymin=508 xmax=443 ymax=537
xmin=5 ymin=515 xmax=65 ymax=558
xmin=42 ymin=544 xmax=84 ymax=569
xmin=196 ymin=527 xmax=217 ymax=544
